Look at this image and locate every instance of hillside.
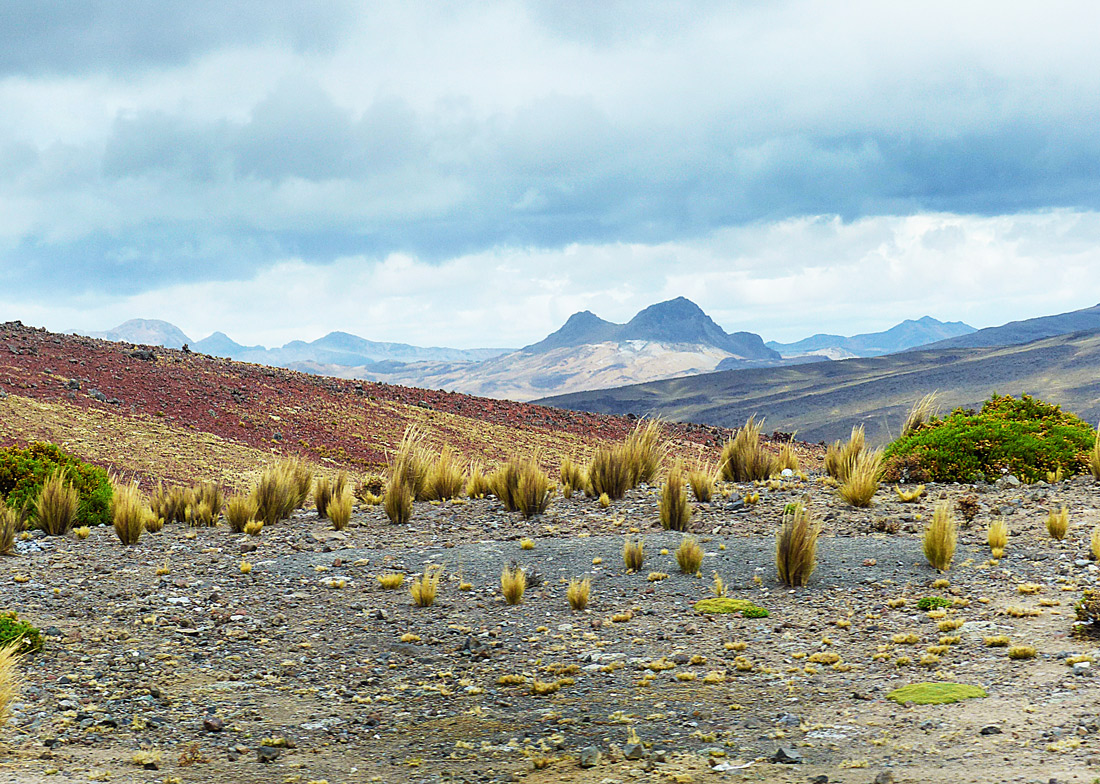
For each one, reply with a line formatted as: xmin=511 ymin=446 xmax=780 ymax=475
xmin=766 ymin=316 xmax=975 ymax=359
xmin=920 ymin=302 xmax=1100 ymax=350
xmin=538 ymin=329 xmax=1100 ymax=443
xmin=0 ymin=320 xmax=726 ymax=488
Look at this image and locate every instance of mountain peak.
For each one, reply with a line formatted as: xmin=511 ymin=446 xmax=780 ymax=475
xmin=90 ymin=319 xmax=193 ymax=350
xmin=521 ymin=310 xmax=620 ymax=353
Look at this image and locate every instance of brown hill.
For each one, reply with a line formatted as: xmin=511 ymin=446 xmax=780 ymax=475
xmin=0 ymin=321 xmax=732 ymax=488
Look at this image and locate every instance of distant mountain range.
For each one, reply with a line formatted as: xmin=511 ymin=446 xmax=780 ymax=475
xmin=765 ymin=316 xmax=975 ymax=360
xmin=919 ymin=302 xmax=1100 ymax=350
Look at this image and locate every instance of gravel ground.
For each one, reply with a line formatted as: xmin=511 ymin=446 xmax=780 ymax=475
xmin=1 ymin=473 xmax=1100 ymax=784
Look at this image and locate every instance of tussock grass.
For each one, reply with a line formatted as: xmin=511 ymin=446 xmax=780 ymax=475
xmin=719 ymin=416 xmax=777 ymax=482
xmin=424 ymin=447 xmax=464 ymax=501
xmin=567 ymin=577 xmax=590 ymax=611
xmin=465 ymin=461 xmax=492 ymax=499
xmin=383 ymin=476 xmax=413 ymax=525
xmin=244 ymin=519 xmax=263 ymax=536
xmin=0 ymin=644 xmax=22 ymax=730
xmin=1091 ymin=525 xmax=1100 ymax=561
xmin=623 ymin=538 xmax=645 ymax=573
xmin=659 ymin=462 xmax=692 ymax=531
xmin=250 ymin=464 xmax=297 ymax=526
xmin=0 ymin=502 xmax=18 ymax=556
xmin=777 ymin=434 xmax=800 ymax=472
xmin=37 ymin=471 xmax=78 ymax=536
xmin=378 ymin=573 xmax=405 ymax=589
xmin=587 ymin=446 xmax=632 ymax=501
xmin=193 ymin=482 xmax=224 ymax=522
xmin=410 ymin=567 xmax=441 ymax=607
xmin=901 ymin=392 xmax=940 ymax=438
xmin=501 ymin=565 xmax=526 ymax=605
xmin=282 ymin=457 xmax=313 ymax=509
xmin=490 ymin=457 xmax=552 ymax=518
xmin=314 ymin=475 xmax=334 ymax=519
xmin=143 ymin=513 xmax=164 ymax=533
xmin=225 ymin=495 xmax=258 ymax=533
xmin=923 ymin=501 xmax=957 ymax=572
xmin=675 ymin=535 xmax=704 ymax=575
xmin=328 ymin=488 xmax=353 ymax=531
xmin=686 ymin=461 xmax=716 ymax=503
xmin=837 ymin=447 xmax=883 ymax=507
xmin=390 ymin=426 xmax=431 ymax=501
xmin=825 ymin=425 xmax=866 ymax=482
xmin=988 ymin=517 xmax=1008 ymax=552
xmin=895 ymin=485 xmax=925 ymax=502
xmin=559 ymin=457 xmax=586 ymax=498
xmin=1047 ymin=506 xmax=1069 ymax=540
xmin=776 ymin=501 xmax=819 ymax=587
xmin=1091 ymin=423 xmax=1100 ymax=480
xmin=111 ymin=482 xmax=146 ymax=545
xmin=622 ymin=419 xmax=668 ymax=486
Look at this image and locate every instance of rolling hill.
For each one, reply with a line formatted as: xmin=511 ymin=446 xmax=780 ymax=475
xmin=766 ymin=316 xmax=975 ymax=359
xmin=919 ymin=302 xmax=1100 ymax=350
xmin=537 ymin=329 xmax=1100 ymax=444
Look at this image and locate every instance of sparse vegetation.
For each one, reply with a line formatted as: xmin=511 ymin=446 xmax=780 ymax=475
xmin=328 ymin=488 xmax=353 ymax=531
xmin=225 ymin=495 xmax=258 ymax=533
xmin=501 ymin=565 xmax=526 ymax=605
xmin=837 ymin=448 xmax=882 ymax=507
xmin=1047 ymin=506 xmax=1069 ymax=540
xmin=658 ymin=462 xmax=692 ymax=531
xmin=410 ymin=568 xmax=441 ymax=607
xmin=36 ymin=471 xmax=79 ymax=536
xmin=675 ymin=535 xmax=704 ymax=574
xmin=383 ymin=476 xmax=414 ymax=525
xmin=988 ymin=517 xmax=1008 ymax=552
xmin=923 ymin=501 xmax=957 ymax=572
xmin=883 ymin=394 xmax=1096 ymax=483
xmin=567 ymin=577 xmax=591 ymax=610
xmin=825 ymin=426 xmax=866 ymax=482
xmin=0 ymin=442 xmax=112 ymax=529
xmin=901 ymin=392 xmax=940 ymax=439
xmin=490 ymin=457 xmax=552 ymax=518
xmin=623 ymin=538 xmax=645 ymax=572
xmin=424 ymin=447 xmax=464 ymax=501
xmin=719 ymin=416 xmax=777 ymax=482
xmin=776 ymin=501 xmax=819 ymax=587
xmin=110 ymin=482 xmax=146 ymax=545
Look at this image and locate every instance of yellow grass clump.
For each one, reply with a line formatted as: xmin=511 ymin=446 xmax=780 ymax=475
xmin=410 ymin=568 xmax=441 ymax=607
xmin=378 ymin=573 xmax=405 ymax=590
xmin=776 ymin=501 xmax=820 ymax=587
xmin=988 ymin=517 xmax=1008 ymax=552
xmin=465 ymin=461 xmax=492 ymax=498
xmin=1090 ymin=423 xmax=1100 ymax=480
xmin=501 ymin=565 xmax=526 ymax=605
xmin=825 ymin=425 xmax=866 ymax=482
xmin=621 ymin=419 xmax=668 ymax=487
xmin=424 ymin=447 xmax=465 ymax=501
xmin=587 ymin=446 xmax=632 ymax=501
xmin=777 ymin=434 xmax=800 ymax=472
xmin=1091 ymin=525 xmax=1100 ymax=562
xmin=250 ymin=463 xmax=298 ymax=526
xmin=623 ymin=538 xmax=645 ymax=573
xmin=225 ymin=495 xmax=258 ymax=533
xmin=389 ymin=426 xmax=431 ymax=501
xmin=0 ymin=502 xmax=19 ymax=556
xmin=314 ymin=474 xmax=334 ymax=519
xmin=895 ymin=485 xmax=925 ymax=502
xmin=37 ymin=471 xmax=78 ymax=536
xmin=111 ymin=482 xmax=146 ymax=545
xmin=837 ymin=448 xmax=882 ymax=507
xmin=901 ymin=392 xmax=939 ymax=438
xmin=719 ymin=416 xmax=777 ymax=482
xmin=328 ymin=488 xmax=353 ymax=531
xmin=1047 ymin=506 xmax=1069 ymax=540
xmin=658 ymin=463 xmax=692 ymax=531
xmin=383 ymin=476 xmax=414 ymax=525
xmin=244 ymin=519 xmax=263 ymax=537
xmin=0 ymin=644 xmax=22 ymax=730
xmin=567 ymin=577 xmax=591 ymax=611
xmin=559 ymin=456 xmax=586 ymax=498
xmin=490 ymin=457 xmax=553 ymax=518
xmin=686 ymin=461 xmax=716 ymax=503
xmin=675 ymin=535 xmax=704 ymax=575
xmin=1007 ymin=645 xmax=1037 ymax=660
xmin=923 ymin=501 xmax=957 ymax=572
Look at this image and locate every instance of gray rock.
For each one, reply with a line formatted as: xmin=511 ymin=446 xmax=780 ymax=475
xmin=577 ymin=746 xmax=601 ymax=768
xmin=770 ymin=746 xmax=802 ymax=764
xmin=256 ymin=745 xmax=281 ymax=763
xmin=203 ymin=715 xmax=224 ymax=732
xmin=623 ymin=742 xmax=644 ymax=760
xmin=980 ymin=725 xmax=1002 ymax=735
xmin=874 ymin=772 xmax=894 ymax=784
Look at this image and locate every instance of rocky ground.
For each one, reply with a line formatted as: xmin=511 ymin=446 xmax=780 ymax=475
xmin=2 ymin=472 xmax=1100 ymax=784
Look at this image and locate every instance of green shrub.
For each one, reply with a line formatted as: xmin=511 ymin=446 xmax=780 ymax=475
xmin=916 ymin=596 xmax=952 ymax=611
xmin=693 ymin=598 xmax=769 ymax=617
xmin=0 ymin=612 xmax=43 ymax=654
xmin=882 ymin=394 xmax=1096 ymax=484
xmin=0 ymin=443 xmax=112 ymax=529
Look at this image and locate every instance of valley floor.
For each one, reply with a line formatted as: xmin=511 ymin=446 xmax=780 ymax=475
xmin=1 ymin=474 xmax=1099 ymax=783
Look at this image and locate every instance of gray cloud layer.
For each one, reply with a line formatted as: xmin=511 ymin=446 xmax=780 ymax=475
xmin=3 ymin=1 xmax=1100 ymax=299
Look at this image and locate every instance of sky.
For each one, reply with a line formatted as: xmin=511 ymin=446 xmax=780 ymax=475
xmin=2 ymin=0 xmax=1100 ymax=348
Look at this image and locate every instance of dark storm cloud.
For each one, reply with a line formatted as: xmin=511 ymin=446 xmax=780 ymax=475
xmin=0 ymin=1 xmax=352 ymax=75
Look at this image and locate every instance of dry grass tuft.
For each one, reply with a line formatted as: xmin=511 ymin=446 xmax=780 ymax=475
xmin=0 ymin=502 xmax=19 ymax=556
xmin=559 ymin=457 xmax=586 ymax=498
xmin=225 ymin=495 xmax=258 ymax=534
xmin=586 ymin=446 xmax=632 ymax=501
xmin=250 ymin=464 xmax=297 ymax=526
xmin=675 ymin=535 xmax=704 ymax=575
xmin=1090 ymin=423 xmax=1100 ymax=480
xmin=111 ymin=482 xmax=146 ymax=545
xmin=901 ymin=392 xmax=940 ymax=438
xmin=1047 ymin=506 xmax=1069 ymax=540
xmin=825 ymin=425 xmax=866 ymax=482
xmin=383 ymin=476 xmax=414 ymax=525
xmin=378 ymin=573 xmax=405 ymax=589
xmin=193 ymin=482 xmax=224 ymax=522
xmin=37 ymin=471 xmax=78 ymax=536
xmin=0 ymin=644 xmax=22 ymax=730
xmin=567 ymin=577 xmax=591 ymax=610
xmin=410 ymin=567 xmax=441 ymax=607
xmin=623 ymin=537 xmax=645 ymax=573
xmin=328 ymin=488 xmax=353 ymax=531
xmin=923 ymin=501 xmax=957 ymax=572
xmin=390 ymin=426 xmax=431 ymax=501
xmin=501 ymin=565 xmax=526 ymax=605
xmin=490 ymin=457 xmax=552 ymax=519
xmin=424 ymin=447 xmax=465 ymax=501
xmin=314 ymin=475 xmax=334 ymax=519
xmin=719 ymin=416 xmax=778 ymax=482
xmin=1091 ymin=525 xmax=1100 ymax=561
xmin=686 ymin=461 xmax=716 ymax=503
xmin=776 ymin=434 xmax=800 ymax=472
xmin=621 ymin=419 xmax=668 ymax=487
xmin=895 ymin=485 xmax=925 ymax=502
xmin=988 ymin=517 xmax=1008 ymax=552
xmin=776 ymin=501 xmax=820 ymax=587
xmin=659 ymin=462 xmax=692 ymax=531
xmin=282 ymin=457 xmax=313 ymax=509
xmin=837 ymin=448 xmax=883 ymax=507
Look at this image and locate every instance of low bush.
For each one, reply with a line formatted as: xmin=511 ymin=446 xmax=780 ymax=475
xmin=0 ymin=443 xmax=112 ymax=529
xmin=0 ymin=612 xmax=42 ymax=654
xmin=883 ymin=394 xmax=1096 ymax=484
